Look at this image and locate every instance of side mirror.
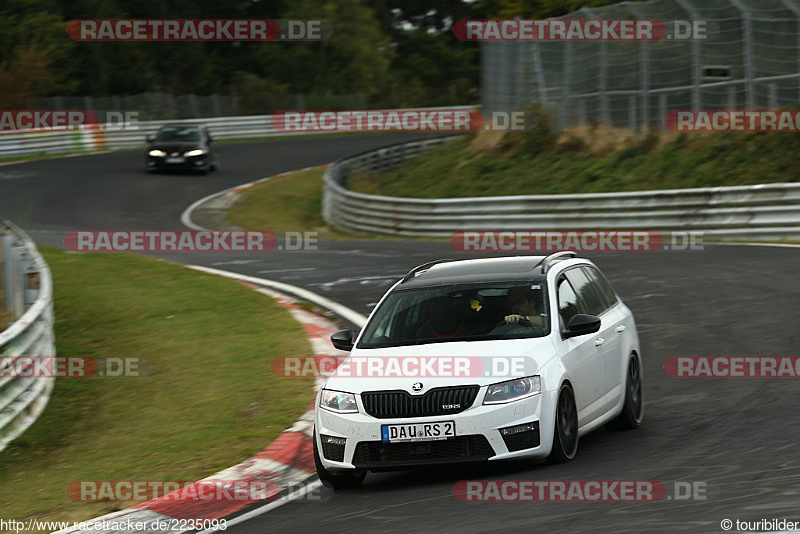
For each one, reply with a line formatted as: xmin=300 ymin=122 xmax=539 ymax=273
xmin=564 ymin=314 xmax=601 ymax=339
xmin=145 ymin=134 xmax=154 ymax=143
xmin=331 ymin=329 xmax=354 ymax=351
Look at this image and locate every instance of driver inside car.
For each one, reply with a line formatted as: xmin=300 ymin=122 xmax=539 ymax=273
xmin=504 ymin=287 xmax=544 ymax=327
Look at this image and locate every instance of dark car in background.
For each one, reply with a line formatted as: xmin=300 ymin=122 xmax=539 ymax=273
xmin=146 ymin=123 xmax=218 ymax=174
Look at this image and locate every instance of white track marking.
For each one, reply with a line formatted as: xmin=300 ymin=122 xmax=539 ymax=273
xmin=186 ymin=265 xmax=367 ymax=327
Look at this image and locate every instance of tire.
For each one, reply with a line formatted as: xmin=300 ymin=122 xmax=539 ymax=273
xmin=313 ymin=432 xmax=366 ymax=490
xmin=606 ymin=354 xmax=644 ymax=431
xmin=547 ymin=383 xmax=579 ymax=464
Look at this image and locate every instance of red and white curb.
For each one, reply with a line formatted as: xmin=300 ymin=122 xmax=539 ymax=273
xmin=56 ymin=283 xmax=349 ymax=534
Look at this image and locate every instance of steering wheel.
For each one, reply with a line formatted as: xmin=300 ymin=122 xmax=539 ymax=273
xmin=495 ymin=317 xmax=548 ymax=336
xmin=496 ymin=317 xmax=533 ymax=328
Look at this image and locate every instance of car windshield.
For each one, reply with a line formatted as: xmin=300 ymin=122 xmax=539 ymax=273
xmin=155 ymin=126 xmax=201 ymax=142
xmin=357 ymin=282 xmax=550 ymax=349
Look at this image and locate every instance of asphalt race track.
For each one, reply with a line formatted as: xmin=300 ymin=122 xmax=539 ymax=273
xmin=2 ymin=136 xmax=799 ymax=533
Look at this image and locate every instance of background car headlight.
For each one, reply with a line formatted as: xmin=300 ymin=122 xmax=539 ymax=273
xmin=319 ymin=389 xmax=359 ymax=413
xmin=483 ymin=376 xmax=541 ymax=404
xmin=148 ymin=149 xmax=166 ymax=157
xmin=184 ymin=149 xmax=205 ymax=157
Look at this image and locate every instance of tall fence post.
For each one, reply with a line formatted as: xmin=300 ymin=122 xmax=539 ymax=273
xmin=582 ymin=9 xmax=609 ymax=124
xmin=729 ymin=0 xmax=755 ymax=108
xmin=778 ymin=0 xmax=800 ymax=104
xmin=728 ymin=85 xmax=737 ymax=109
xmin=560 ymin=41 xmax=573 ymax=129
xmin=675 ymin=0 xmax=703 ymax=111
xmin=532 ymin=42 xmax=549 ymax=108
xmin=629 ymin=4 xmax=650 ymax=130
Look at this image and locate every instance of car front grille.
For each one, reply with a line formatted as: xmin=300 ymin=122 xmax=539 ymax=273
xmin=361 ymin=386 xmax=481 ymax=419
xmin=352 ymin=435 xmax=495 ymax=468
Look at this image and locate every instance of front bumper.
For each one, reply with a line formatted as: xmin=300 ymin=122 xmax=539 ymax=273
xmin=147 ymin=154 xmax=209 ymax=171
xmin=315 ymin=387 xmax=558 ymax=472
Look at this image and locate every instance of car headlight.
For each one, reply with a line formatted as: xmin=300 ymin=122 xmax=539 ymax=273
xmin=184 ymin=149 xmax=205 ymax=157
xmin=148 ymin=149 xmax=166 ymax=157
xmin=319 ymin=389 xmax=359 ymax=413
xmin=483 ymin=376 xmax=541 ymax=405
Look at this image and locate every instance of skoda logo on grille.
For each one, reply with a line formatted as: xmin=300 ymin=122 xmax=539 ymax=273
xmin=411 ymin=382 xmax=423 ymax=392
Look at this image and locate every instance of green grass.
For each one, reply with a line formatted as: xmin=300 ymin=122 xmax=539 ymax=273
xmin=0 ymin=249 xmax=314 ymax=524
xmin=347 ymin=124 xmax=800 ymax=198
xmin=227 ymin=168 xmax=355 ymax=239
xmin=227 ymin=167 xmax=414 ymax=240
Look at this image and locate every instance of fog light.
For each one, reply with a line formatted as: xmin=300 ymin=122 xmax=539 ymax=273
xmin=322 ymin=435 xmax=346 ymax=446
xmin=499 ymin=421 xmax=540 ymax=452
xmin=500 ymin=423 xmax=537 ymax=436
xmin=320 ymin=434 xmax=346 ymax=462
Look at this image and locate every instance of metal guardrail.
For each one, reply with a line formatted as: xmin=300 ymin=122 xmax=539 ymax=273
xmin=322 ymin=137 xmax=800 ymax=240
xmin=0 ymin=220 xmax=55 ymax=452
xmin=0 ymin=107 xmax=474 ymax=158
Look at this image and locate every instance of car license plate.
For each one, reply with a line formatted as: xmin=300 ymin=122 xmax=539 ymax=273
xmin=381 ymin=421 xmax=455 ymax=442
xmin=165 ymin=157 xmax=185 ymax=163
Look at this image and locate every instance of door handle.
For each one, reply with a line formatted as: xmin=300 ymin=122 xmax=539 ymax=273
xmin=594 ymin=338 xmax=605 ymax=347
xmin=616 ymin=325 xmax=627 ymax=333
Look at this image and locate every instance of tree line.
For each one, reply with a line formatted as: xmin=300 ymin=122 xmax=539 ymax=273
xmin=0 ymin=0 xmax=624 ymax=111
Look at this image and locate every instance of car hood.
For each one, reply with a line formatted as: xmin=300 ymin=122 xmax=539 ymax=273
xmin=323 ymin=337 xmax=557 ymax=394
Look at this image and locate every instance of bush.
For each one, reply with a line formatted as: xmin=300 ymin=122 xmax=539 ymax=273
xmin=500 ymin=104 xmax=558 ymax=157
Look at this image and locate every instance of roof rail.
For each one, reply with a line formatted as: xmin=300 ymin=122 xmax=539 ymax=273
xmin=401 ymin=259 xmax=454 ymax=283
xmin=538 ymin=251 xmax=578 ymax=274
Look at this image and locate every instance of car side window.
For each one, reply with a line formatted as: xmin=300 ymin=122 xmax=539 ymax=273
xmin=557 ymin=278 xmax=583 ymax=326
xmin=583 ymin=266 xmax=618 ymax=310
xmin=565 ymin=267 xmax=606 ymax=316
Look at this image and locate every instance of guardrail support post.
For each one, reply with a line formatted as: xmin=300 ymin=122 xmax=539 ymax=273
xmin=2 ymin=235 xmax=20 ymax=317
